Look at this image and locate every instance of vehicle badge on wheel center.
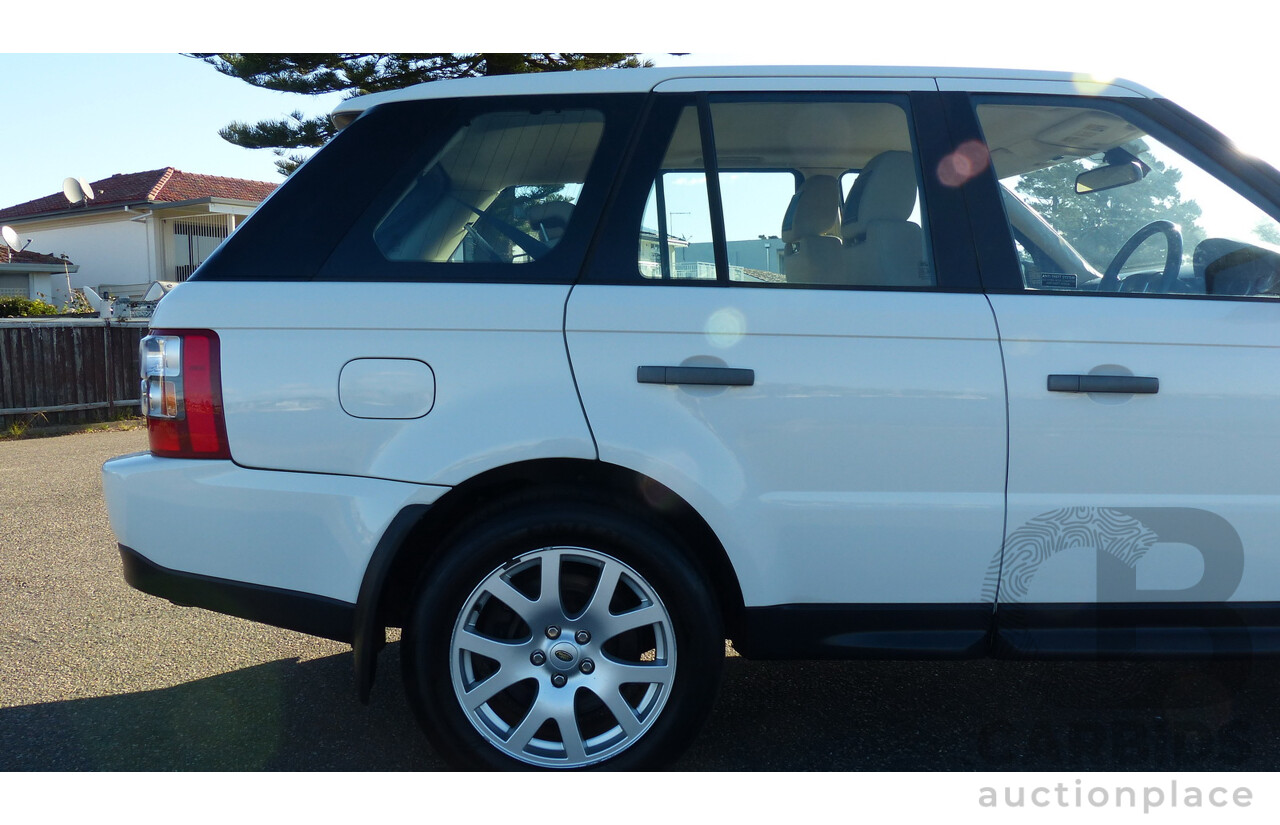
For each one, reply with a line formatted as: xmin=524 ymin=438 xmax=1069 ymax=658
xmin=550 ymin=642 xmax=578 ymax=668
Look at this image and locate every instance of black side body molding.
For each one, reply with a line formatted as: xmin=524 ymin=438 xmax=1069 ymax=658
xmin=995 ymin=602 xmax=1280 ymax=658
xmin=119 ymin=545 xmax=355 ymax=643
xmin=734 ymin=603 xmax=993 ymax=659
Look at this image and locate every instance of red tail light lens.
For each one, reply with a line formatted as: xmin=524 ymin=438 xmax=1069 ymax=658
xmin=141 ymin=329 xmax=231 ymax=459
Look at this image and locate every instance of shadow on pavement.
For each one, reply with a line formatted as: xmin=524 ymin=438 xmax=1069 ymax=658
xmin=4 ymin=645 xmax=1279 ymax=771
xmin=0 ymin=644 xmax=439 ymax=771
xmin=680 ymin=656 xmax=1280 ymax=771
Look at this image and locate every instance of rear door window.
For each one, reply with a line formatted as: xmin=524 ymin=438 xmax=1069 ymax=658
xmin=634 ymin=97 xmax=936 ymax=288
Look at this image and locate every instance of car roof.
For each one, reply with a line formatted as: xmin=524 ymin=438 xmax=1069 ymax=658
xmin=330 ymin=66 xmax=1162 ymax=128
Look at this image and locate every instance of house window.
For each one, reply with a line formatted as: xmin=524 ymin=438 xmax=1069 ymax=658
xmin=0 ymin=274 xmax=27 ymax=297
xmin=170 ymin=216 xmax=231 ymax=281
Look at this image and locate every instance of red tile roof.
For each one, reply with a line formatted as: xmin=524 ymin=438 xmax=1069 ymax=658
xmin=1 ymin=248 xmax=72 ymax=266
xmin=0 ymin=168 xmax=278 ymax=221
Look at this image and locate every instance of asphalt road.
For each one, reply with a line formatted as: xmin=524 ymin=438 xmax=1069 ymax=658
xmin=2 ymin=427 xmax=1279 ymax=771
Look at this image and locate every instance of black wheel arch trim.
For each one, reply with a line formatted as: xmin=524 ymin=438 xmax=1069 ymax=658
xmin=351 ymin=458 xmax=749 ymax=703
xmin=353 ymin=503 xmax=434 ymax=703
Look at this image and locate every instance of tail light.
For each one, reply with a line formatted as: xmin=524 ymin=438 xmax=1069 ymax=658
xmin=140 ymin=329 xmax=231 ymax=459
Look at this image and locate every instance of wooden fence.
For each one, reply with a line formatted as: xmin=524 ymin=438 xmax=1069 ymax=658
xmin=0 ymin=320 xmax=146 ymax=430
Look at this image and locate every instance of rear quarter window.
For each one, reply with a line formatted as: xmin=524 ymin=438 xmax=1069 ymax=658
xmin=374 ymin=110 xmax=603 ymax=265
xmin=316 ymin=95 xmax=642 ymax=284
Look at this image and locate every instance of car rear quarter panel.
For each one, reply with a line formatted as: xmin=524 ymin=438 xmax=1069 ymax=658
xmin=149 ymin=281 xmax=596 ymax=486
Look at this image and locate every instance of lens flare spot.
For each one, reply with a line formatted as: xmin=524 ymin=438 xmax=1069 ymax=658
xmin=704 ymin=307 xmax=746 ymax=348
xmin=1071 ymin=72 xmax=1118 ymax=96
xmin=937 ymin=140 xmax=991 ymax=188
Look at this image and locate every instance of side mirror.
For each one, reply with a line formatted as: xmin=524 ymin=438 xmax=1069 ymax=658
xmin=1076 ymin=161 xmax=1146 ymax=194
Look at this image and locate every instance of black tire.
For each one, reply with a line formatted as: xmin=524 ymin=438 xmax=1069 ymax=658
xmin=401 ymin=495 xmax=724 ymax=770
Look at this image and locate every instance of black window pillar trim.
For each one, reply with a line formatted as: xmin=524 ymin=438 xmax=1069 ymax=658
xmin=696 ymin=94 xmax=731 ymax=286
xmin=934 ymin=91 xmax=1026 ymax=293
xmin=1143 ymin=98 xmax=1280 ymax=224
xmin=907 ymin=91 xmax=988 ymax=292
xmin=575 ymin=92 xmax=660 ymax=287
xmin=654 ymin=174 xmax=672 ymax=280
xmin=577 ymin=92 xmax=697 ymax=286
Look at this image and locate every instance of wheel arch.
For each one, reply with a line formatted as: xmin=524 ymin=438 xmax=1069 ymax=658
xmin=353 ymin=457 xmax=744 ymax=702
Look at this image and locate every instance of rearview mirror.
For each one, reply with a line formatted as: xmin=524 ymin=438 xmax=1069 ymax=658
xmin=1076 ymin=161 xmax=1146 ymax=194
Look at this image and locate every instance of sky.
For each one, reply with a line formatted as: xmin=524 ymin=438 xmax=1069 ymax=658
xmin=1 ymin=2 xmax=1278 ymax=216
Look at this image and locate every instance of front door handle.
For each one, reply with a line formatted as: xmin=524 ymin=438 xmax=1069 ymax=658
xmin=1047 ymin=374 xmax=1159 ymax=394
xmin=637 ymin=365 xmax=755 ymax=386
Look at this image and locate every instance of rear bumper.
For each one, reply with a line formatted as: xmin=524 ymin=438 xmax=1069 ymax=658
xmin=120 ymin=544 xmax=356 ymax=642
xmin=102 ymin=453 xmax=448 ymax=605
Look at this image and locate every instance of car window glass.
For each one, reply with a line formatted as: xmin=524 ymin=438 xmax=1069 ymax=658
xmin=642 ymin=170 xmax=796 ymax=282
xmin=637 ymin=99 xmax=935 ymax=287
xmin=977 ymin=103 xmax=1280 ymax=297
xmin=374 ymin=109 xmax=604 ymax=264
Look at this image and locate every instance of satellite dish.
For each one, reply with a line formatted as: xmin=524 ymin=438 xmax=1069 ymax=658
xmin=62 ymin=176 xmax=94 ymax=204
xmin=1 ymin=225 xmax=18 ymax=249
xmin=143 ymin=281 xmax=175 ymax=302
xmin=82 ymin=286 xmax=105 ymax=312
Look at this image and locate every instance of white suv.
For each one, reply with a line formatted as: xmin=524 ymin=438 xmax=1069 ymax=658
xmin=103 ymin=66 xmax=1280 ymax=770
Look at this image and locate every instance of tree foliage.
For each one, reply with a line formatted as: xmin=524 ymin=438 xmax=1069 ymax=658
xmin=1254 ymin=221 xmax=1280 ymax=246
xmin=192 ymin=53 xmax=648 ymax=175
xmin=1014 ymin=154 xmax=1206 ymax=273
xmin=0 ymin=296 xmax=58 ymax=318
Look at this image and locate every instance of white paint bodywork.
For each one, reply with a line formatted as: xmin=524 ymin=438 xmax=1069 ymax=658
xmin=148 ymin=281 xmax=595 ymax=485
xmin=101 ymin=66 xmax=1280 ymax=626
xmin=566 ymin=285 xmax=1008 ymax=606
xmin=102 ymin=451 xmax=446 ymax=603
xmin=104 ymin=278 xmax=595 ymax=599
xmin=330 ymin=66 xmax=1159 ymax=126
xmin=993 ymin=294 xmax=1280 ymax=604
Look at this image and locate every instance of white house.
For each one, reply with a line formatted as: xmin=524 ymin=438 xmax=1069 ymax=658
xmin=0 ymin=248 xmax=78 ymax=302
xmin=0 ymin=168 xmax=277 ymax=304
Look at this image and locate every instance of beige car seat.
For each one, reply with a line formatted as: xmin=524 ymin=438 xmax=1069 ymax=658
xmin=842 ymin=152 xmax=931 ymax=287
xmin=779 ymin=174 xmax=844 ymax=284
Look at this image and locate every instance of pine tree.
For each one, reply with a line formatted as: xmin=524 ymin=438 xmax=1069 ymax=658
xmin=1014 ymin=154 xmax=1205 ymax=273
xmin=192 ymin=54 xmax=648 ymax=175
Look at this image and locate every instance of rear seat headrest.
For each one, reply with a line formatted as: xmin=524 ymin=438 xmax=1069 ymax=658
xmin=780 ymin=174 xmax=842 ymax=243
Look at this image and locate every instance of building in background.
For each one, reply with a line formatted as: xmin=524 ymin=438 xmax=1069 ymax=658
xmin=0 ymin=248 xmax=78 ymax=302
xmin=0 ymin=168 xmax=276 ymax=303
xmin=682 ymin=236 xmax=783 ymax=280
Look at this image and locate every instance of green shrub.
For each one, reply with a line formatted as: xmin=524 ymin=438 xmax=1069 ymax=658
xmin=0 ymin=296 xmax=59 ymax=318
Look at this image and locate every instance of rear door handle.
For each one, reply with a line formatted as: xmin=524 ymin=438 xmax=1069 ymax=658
xmin=1047 ymin=374 xmax=1159 ymax=394
xmin=637 ymin=365 xmax=755 ymax=386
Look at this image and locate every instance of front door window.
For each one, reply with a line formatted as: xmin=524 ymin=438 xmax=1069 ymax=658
xmin=976 ymin=102 xmax=1280 ymax=297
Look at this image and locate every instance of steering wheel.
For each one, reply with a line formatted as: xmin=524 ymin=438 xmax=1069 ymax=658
xmin=1101 ymin=220 xmax=1183 ymax=292
xmin=452 ymin=195 xmax=553 ymax=261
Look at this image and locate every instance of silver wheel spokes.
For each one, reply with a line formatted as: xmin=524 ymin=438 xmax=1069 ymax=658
xmin=450 ymin=546 xmax=676 ymax=768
